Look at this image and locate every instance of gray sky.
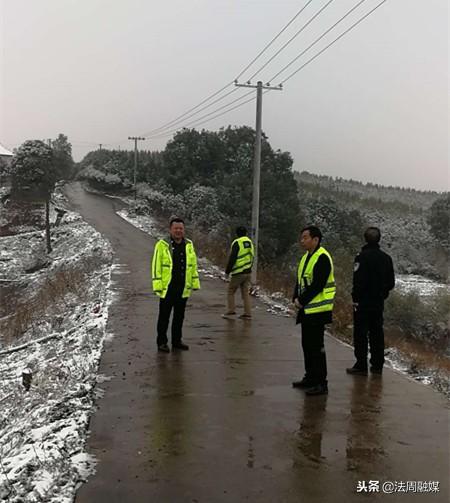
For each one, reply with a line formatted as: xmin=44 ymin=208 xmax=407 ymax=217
xmin=0 ymin=0 xmax=448 ymax=191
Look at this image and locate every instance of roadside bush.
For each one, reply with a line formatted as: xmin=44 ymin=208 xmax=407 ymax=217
xmin=183 ymin=184 xmax=224 ymax=233
xmin=385 ymin=291 xmax=450 ymax=351
xmin=78 ymin=166 xmax=130 ymax=190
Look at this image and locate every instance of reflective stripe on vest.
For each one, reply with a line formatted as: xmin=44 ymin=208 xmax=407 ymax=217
xmin=297 ymin=247 xmax=336 ymax=315
xmin=231 ymin=236 xmax=254 ymax=275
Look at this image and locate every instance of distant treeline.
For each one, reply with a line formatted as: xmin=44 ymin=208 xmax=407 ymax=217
xmin=77 ymin=126 xmax=448 ymax=279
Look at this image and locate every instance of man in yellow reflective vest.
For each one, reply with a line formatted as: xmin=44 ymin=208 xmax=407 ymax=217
xmin=292 ymin=225 xmax=336 ymax=395
xmin=151 ymin=217 xmax=200 ymax=352
xmin=222 ymin=226 xmax=254 ymax=320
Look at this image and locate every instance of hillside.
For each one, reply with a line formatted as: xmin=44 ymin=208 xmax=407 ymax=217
xmin=294 ymin=171 xmax=447 ymax=280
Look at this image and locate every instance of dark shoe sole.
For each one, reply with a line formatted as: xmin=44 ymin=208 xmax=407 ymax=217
xmin=305 ymin=387 xmax=328 ymax=396
xmin=157 ymin=346 xmax=170 ymax=353
xmin=292 ymin=381 xmax=314 ymax=389
xmin=346 ymin=368 xmax=368 ymax=376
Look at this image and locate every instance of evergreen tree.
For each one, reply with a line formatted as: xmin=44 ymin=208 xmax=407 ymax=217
xmin=10 ymin=140 xmax=57 ymax=252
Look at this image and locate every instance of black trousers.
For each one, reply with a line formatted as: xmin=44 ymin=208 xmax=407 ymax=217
xmin=301 ymin=320 xmax=327 ymax=385
xmin=156 ymin=290 xmax=187 ymax=346
xmin=353 ymin=308 xmax=384 ymax=370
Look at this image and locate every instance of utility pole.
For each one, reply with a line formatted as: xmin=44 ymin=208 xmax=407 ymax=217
xmin=128 ymin=136 xmax=145 ymax=206
xmin=234 ymin=80 xmax=282 ymax=284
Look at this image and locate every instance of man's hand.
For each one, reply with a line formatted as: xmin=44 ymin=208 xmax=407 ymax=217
xmin=294 ymin=298 xmax=302 ymax=309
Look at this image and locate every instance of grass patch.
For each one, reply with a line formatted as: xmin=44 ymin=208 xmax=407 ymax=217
xmin=0 ymin=256 xmax=105 ymax=344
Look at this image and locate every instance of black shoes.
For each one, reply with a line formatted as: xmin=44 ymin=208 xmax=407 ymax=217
xmin=346 ymin=366 xmax=368 ymax=376
xmin=292 ymin=378 xmax=314 ymax=389
xmin=172 ymin=342 xmax=189 ymax=351
xmin=305 ymin=384 xmax=328 ymax=396
xmin=158 ymin=342 xmax=189 ymax=352
xmin=293 ymin=378 xmax=328 ymax=395
xmin=346 ymin=365 xmax=383 ymax=375
xmin=157 ymin=344 xmax=170 ymax=353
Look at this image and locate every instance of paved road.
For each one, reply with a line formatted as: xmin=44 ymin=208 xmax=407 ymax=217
xmin=65 ymin=183 xmax=449 ymax=503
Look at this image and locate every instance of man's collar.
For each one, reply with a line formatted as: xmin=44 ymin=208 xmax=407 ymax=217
xmin=308 ymin=244 xmax=321 ymax=255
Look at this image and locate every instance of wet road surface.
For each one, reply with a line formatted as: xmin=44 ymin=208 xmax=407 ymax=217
xmin=65 ymin=183 xmax=449 ymax=502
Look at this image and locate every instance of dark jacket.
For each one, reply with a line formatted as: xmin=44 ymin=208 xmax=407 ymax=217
xmin=168 ymin=238 xmax=186 ymax=294
xmin=352 ymin=243 xmax=395 ymax=310
xmin=225 ymin=240 xmax=252 ymax=275
xmin=293 ymin=247 xmax=332 ymax=325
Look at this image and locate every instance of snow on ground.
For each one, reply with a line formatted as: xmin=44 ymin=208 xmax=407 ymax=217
xmin=396 ymin=274 xmax=448 ymax=296
xmin=0 ymin=195 xmax=114 ymax=502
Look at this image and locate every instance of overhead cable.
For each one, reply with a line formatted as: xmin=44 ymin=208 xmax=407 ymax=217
xmin=234 ymin=0 xmax=315 ymax=81
xmin=279 ymin=0 xmax=388 ymax=85
xmin=246 ymin=0 xmax=337 ymax=82
xmin=147 ymin=92 xmax=257 ymax=140
xmin=268 ymin=0 xmax=370 ymax=83
xmin=140 ymin=0 xmax=317 ymax=137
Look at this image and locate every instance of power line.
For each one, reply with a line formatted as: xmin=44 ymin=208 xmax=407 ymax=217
xmin=107 ymin=0 xmax=388 ymax=147
xmin=140 ymin=0 xmax=319 ymax=138
xmin=279 ymin=0 xmax=388 ymax=85
xmin=234 ymin=0 xmax=315 ymax=81
xmin=147 ymin=89 xmax=254 ymax=139
xmin=246 ymin=0 xmax=337 ymax=82
xmin=141 ymin=81 xmax=235 ymax=137
xmin=142 ymin=87 xmax=240 ymax=137
xmin=147 ymin=93 xmax=258 ymax=140
xmin=268 ymin=0 xmax=370 ymax=83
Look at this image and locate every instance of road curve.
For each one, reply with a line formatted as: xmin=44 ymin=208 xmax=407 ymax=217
xmin=65 ymin=182 xmax=449 ymax=503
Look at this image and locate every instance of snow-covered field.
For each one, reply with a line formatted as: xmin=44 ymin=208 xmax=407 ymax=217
xmin=0 ymin=195 xmax=113 ymax=502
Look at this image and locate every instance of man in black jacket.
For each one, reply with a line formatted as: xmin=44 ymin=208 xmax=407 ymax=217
xmin=347 ymin=227 xmax=395 ymax=375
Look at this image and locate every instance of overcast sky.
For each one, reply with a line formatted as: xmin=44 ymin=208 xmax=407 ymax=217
xmin=0 ymin=0 xmax=448 ymax=191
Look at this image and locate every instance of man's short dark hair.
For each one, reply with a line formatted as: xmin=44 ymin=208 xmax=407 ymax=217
xmin=301 ymin=225 xmax=322 ymax=243
xmin=364 ymin=226 xmax=381 ymax=244
xmin=169 ymin=217 xmax=185 ymax=226
xmin=236 ymin=226 xmax=247 ymax=237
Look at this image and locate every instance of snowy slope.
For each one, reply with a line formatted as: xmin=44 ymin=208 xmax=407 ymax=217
xmin=0 ymin=197 xmax=114 ymax=502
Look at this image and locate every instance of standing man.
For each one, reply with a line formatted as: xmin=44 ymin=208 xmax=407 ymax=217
xmin=347 ymin=227 xmax=395 ymax=375
xmin=292 ymin=226 xmax=336 ymax=396
xmin=222 ymin=226 xmax=254 ymax=320
xmin=152 ymin=217 xmax=200 ymax=352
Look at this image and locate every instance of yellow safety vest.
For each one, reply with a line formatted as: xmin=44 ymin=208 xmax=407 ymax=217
xmin=230 ymin=236 xmax=254 ymax=275
xmin=151 ymin=238 xmax=200 ymax=298
xmin=297 ymin=247 xmax=336 ymax=315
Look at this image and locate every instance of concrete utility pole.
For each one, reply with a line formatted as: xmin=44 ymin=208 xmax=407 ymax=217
xmin=234 ymin=80 xmax=282 ymax=284
xmin=128 ymin=136 xmax=145 ymax=205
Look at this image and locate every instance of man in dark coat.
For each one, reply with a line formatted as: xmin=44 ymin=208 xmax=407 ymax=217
xmin=347 ymin=227 xmax=395 ymax=375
